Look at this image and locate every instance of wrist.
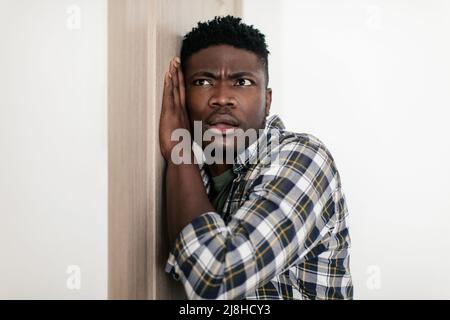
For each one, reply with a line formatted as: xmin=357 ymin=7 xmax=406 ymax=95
xmin=166 ymin=148 xmax=197 ymax=166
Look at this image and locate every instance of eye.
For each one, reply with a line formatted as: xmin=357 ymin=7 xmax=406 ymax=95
xmin=193 ymin=79 xmax=213 ymax=86
xmin=234 ymin=78 xmax=253 ymax=86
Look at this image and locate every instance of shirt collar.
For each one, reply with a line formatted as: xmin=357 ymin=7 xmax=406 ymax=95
xmin=233 ymin=114 xmax=285 ymax=174
xmin=196 ymin=114 xmax=286 ymax=178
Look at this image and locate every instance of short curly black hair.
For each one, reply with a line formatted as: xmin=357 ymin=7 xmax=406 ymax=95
xmin=180 ymin=15 xmax=270 ymax=87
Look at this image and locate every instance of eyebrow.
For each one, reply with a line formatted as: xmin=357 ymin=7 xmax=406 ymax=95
xmin=188 ymin=71 xmax=258 ymax=80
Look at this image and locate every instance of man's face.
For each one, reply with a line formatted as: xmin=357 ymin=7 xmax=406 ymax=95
xmin=183 ymin=44 xmax=272 ymax=155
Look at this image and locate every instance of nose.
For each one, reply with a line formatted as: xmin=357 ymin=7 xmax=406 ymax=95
xmin=208 ymin=83 xmax=237 ymax=108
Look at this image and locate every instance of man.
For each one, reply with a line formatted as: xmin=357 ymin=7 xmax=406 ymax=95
xmin=159 ymin=16 xmax=353 ymax=300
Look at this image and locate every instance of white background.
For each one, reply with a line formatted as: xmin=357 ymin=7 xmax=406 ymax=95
xmin=243 ymin=0 xmax=450 ymax=299
xmin=0 ymin=0 xmax=107 ymax=299
xmin=1 ymin=0 xmax=449 ymax=300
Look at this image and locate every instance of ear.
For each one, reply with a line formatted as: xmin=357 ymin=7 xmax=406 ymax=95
xmin=265 ymin=88 xmax=272 ymax=116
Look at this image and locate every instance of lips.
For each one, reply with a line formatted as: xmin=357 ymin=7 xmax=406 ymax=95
xmin=207 ymin=115 xmax=238 ymax=127
xmin=206 ymin=115 xmax=239 ymax=134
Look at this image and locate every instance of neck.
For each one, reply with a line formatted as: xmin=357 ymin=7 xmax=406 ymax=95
xmin=206 ymin=163 xmax=232 ymax=177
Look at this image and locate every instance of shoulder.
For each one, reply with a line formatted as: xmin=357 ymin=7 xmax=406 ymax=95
xmin=268 ymin=128 xmax=337 ymax=172
xmin=264 ymin=114 xmax=336 ymax=164
xmin=255 ymin=128 xmax=342 ymax=195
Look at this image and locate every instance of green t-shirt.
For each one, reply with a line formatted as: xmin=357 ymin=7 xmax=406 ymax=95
xmin=210 ymin=169 xmax=236 ymax=215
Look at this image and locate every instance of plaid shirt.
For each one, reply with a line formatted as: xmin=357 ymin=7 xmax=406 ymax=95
xmin=165 ymin=114 xmax=353 ymax=300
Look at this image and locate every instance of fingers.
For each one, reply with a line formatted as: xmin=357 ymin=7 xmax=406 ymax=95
xmin=163 ymin=68 xmax=174 ymax=112
xmin=170 ymin=57 xmax=185 ymax=108
xmin=164 ymin=57 xmax=185 ymax=112
xmin=170 ymin=58 xmax=183 ymax=109
xmin=175 ymin=58 xmax=186 ymax=109
xmin=170 ymin=59 xmax=179 ymax=89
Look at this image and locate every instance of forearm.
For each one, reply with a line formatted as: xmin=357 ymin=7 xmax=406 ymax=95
xmin=166 ymin=153 xmax=215 ymax=245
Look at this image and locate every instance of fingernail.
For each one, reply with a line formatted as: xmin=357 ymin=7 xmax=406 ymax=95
xmin=175 ymin=57 xmax=181 ymax=64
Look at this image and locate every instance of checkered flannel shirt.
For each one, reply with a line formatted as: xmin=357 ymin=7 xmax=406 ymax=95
xmin=165 ymin=114 xmax=353 ymax=300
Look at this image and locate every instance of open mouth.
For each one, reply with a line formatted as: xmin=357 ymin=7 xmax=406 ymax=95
xmin=206 ymin=123 xmax=239 ymax=135
xmin=206 ymin=115 xmax=239 ymax=135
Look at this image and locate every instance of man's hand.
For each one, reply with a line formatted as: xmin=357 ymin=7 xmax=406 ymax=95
xmin=159 ymin=57 xmax=215 ymax=245
xmin=159 ymin=57 xmax=191 ymax=161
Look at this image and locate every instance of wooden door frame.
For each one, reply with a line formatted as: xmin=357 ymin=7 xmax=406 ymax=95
xmin=108 ymin=0 xmax=242 ymax=299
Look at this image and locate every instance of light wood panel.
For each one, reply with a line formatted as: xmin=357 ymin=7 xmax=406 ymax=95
xmin=108 ymin=0 xmax=242 ymax=300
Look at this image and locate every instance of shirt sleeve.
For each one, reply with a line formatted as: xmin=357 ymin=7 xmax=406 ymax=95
xmin=165 ymin=141 xmax=340 ymax=300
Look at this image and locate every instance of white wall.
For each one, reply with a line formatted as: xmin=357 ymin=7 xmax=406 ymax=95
xmin=243 ymin=0 xmax=450 ymax=299
xmin=0 ymin=0 xmax=107 ymax=299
